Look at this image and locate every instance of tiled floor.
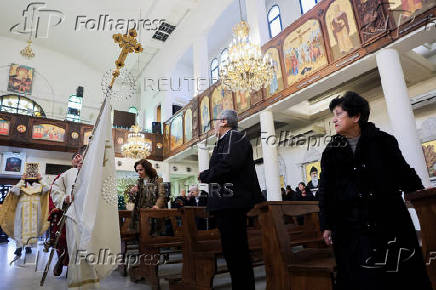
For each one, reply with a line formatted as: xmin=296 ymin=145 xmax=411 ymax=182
xmin=0 ymin=240 xmax=266 ymax=290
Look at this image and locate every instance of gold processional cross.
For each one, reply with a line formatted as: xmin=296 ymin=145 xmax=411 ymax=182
xmin=109 ymin=28 xmax=143 ymax=89
xmin=103 ymin=29 xmax=143 ymax=166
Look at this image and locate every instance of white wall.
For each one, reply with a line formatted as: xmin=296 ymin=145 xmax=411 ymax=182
xmin=0 ymin=36 xmax=110 ymax=123
xmin=0 ymin=145 xmax=73 ymax=185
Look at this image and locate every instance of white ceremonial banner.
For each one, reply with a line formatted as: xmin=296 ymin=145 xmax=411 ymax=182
xmin=66 ymin=98 xmax=120 ymax=288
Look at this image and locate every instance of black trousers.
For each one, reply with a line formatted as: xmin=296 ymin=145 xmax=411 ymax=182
xmin=213 ymin=209 xmax=255 ymax=290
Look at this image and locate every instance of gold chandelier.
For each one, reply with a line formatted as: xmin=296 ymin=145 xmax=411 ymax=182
xmin=220 ymin=20 xmax=274 ymax=93
xmin=121 ymin=125 xmax=151 ymax=159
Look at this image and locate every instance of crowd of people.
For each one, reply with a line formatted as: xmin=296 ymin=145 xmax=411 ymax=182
xmin=281 ymin=167 xmax=320 ymax=201
xmin=0 ymin=92 xmax=432 ymax=290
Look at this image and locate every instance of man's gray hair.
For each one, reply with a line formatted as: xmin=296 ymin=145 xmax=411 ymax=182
xmin=220 ymin=110 xmax=238 ymax=129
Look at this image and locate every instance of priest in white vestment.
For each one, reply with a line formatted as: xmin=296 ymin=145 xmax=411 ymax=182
xmin=0 ymin=174 xmax=50 ymax=256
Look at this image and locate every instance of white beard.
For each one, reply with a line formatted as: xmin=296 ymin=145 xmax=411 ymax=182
xmin=311 ymin=178 xmax=318 ymax=187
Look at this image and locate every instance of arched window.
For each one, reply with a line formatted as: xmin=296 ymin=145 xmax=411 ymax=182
xmin=128 ymin=106 xmax=138 ymax=115
xmin=66 ymin=94 xmax=82 ymax=122
xmin=210 ymin=58 xmax=219 ymax=84
xmin=267 ymin=5 xmax=283 ymax=38
xmin=299 ymin=0 xmax=319 ymax=15
xmin=220 ymin=48 xmax=229 ymax=66
xmin=0 ymin=94 xmax=45 ymax=117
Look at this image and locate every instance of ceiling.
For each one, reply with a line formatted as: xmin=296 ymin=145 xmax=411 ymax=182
xmin=0 ymin=0 xmax=199 ymax=77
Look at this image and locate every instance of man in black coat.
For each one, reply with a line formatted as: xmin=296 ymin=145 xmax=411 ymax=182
xmin=199 ymin=109 xmax=264 ymax=290
xmin=318 ymin=92 xmax=432 ymax=290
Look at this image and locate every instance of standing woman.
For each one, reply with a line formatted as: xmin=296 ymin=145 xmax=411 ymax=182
xmin=129 ymin=159 xmax=166 ymax=230
xmin=318 ymin=92 xmax=432 ymax=290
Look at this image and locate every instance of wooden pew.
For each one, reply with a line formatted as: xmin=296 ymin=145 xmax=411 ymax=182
xmin=118 ymin=210 xmax=138 ymax=276
xmin=254 ymin=201 xmax=335 ymax=290
xmin=129 ymin=208 xmax=184 ymax=290
xmin=406 ymin=187 xmax=436 ymax=289
xmin=168 ymin=206 xmax=263 ymax=290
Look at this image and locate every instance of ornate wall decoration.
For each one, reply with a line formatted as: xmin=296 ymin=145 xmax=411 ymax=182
xmin=326 ymin=0 xmax=361 ymax=60
xmin=184 ymin=108 xmax=193 ymax=142
xmin=265 ymin=47 xmax=284 ymax=98
xmin=32 ymin=124 xmax=65 ymax=142
xmin=283 ymin=19 xmax=328 ymax=86
xmin=170 ymin=113 xmax=183 ymax=150
xmin=200 ymin=96 xmax=210 ymax=134
xmin=0 ymin=118 xmax=10 ymax=135
xmin=352 ymin=0 xmax=389 ymax=43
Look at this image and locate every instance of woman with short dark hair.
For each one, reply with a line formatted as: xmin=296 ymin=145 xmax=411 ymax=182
xmin=129 ymin=159 xmax=166 ymax=230
xmin=318 ymin=91 xmax=431 ymax=290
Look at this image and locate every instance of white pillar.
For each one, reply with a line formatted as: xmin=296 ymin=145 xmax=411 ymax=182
xmin=198 ymin=141 xmax=210 ymax=172
xmin=245 ymin=0 xmax=270 ymax=45
xmin=260 ymin=111 xmax=282 ymax=201
xmin=193 ymin=33 xmax=209 ymax=96
xmin=376 ymin=48 xmax=431 ymax=187
xmin=161 ymin=93 xmax=173 ymax=122
xmin=161 ymin=161 xmax=170 ymax=182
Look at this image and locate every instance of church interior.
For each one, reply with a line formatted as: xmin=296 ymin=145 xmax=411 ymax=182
xmin=0 ymin=0 xmax=436 ymax=289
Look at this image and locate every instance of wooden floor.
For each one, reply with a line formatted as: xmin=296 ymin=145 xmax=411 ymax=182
xmin=0 ymin=239 xmax=267 ymax=290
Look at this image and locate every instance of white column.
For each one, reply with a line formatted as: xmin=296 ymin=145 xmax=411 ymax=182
xmin=161 ymin=161 xmax=171 ymax=182
xmin=198 ymin=141 xmax=210 ymax=172
xmin=376 ymin=48 xmax=431 ymax=187
xmin=198 ymin=140 xmax=210 ymax=193
xmin=161 ymin=93 xmax=173 ymax=122
xmin=245 ymin=0 xmax=270 ymax=45
xmin=193 ymin=33 xmax=209 ymax=96
xmin=260 ymin=111 xmax=282 ymax=201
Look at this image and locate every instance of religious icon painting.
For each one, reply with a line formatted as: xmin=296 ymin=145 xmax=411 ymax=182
xmin=283 ymin=19 xmax=328 ymax=86
xmin=265 ymin=47 xmax=284 ymax=98
xmin=304 ymin=161 xmax=321 ymax=184
xmin=211 ymin=86 xmax=224 ymax=121
xmin=389 ymin=0 xmax=436 ymax=27
xmin=8 ymin=64 xmax=34 ymax=94
xmin=325 ymin=0 xmax=360 ymax=61
xmin=200 ymin=96 xmax=210 ymax=134
xmin=422 ymin=139 xmax=436 ymax=179
xmin=222 ymin=86 xmax=234 ymax=111
xmin=0 ymin=118 xmax=10 ymax=135
xmin=1 ymin=152 xmax=26 ymax=175
xmin=184 ymin=108 xmax=193 ymax=142
xmin=32 ymin=124 xmax=65 ymax=142
xmin=170 ymin=113 xmax=183 ymax=150
xmin=236 ymin=91 xmax=250 ymax=113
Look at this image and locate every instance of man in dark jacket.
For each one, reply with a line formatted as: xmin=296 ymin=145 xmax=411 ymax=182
xmin=318 ymin=91 xmax=432 ymax=290
xmin=199 ymin=109 xmax=264 ymax=290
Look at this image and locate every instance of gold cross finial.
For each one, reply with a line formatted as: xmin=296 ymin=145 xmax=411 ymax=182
xmin=109 ymin=29 xmax=143 ymax=89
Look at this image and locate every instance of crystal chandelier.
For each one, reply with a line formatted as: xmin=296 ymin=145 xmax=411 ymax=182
xmin=121 ymin=125 xmax=151 ymax=159
xmin=220 ymin=11 xmax=274 ymax=93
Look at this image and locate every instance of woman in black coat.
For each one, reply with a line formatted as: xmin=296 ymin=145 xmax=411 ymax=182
xmin=318 ymin=92 xmax=432 ymax=290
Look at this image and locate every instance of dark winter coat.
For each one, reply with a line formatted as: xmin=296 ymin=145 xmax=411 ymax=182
xmin=318 ymin=122 xmax=431 ymax=290
xmin=199 ymin=129 xmax=265 ymax=212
